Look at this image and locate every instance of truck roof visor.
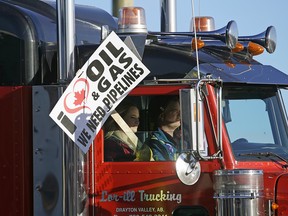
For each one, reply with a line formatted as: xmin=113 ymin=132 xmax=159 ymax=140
xmin=118 ymin=7 xmax=147 ymax=33
xmin=239 ymin=26 xmax=277 ymax=53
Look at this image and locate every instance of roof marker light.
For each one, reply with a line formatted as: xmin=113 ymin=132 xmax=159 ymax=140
xmin=232 ymin=42 xmax=244 ymax=53
xmin=190 ymin=16 xmax=215 ymax=32
xmin=248 ymin=42 xmax=264 ymax=56
xmin=192 ymin=38 xmax=205 ymax=50
xmin=224 ymin=60 xmax=236 ymax=68
xmin=118 ymin=7 xmax=147 ymax=34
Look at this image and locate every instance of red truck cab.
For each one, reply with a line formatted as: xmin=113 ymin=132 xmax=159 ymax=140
xmin=1 ymin=1 xmax=288 ymax=216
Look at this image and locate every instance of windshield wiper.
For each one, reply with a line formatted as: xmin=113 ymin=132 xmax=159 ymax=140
xmin=239 ymin=152 xmax=288 ymax=168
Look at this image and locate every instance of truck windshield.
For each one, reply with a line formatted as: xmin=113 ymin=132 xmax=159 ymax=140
xmin=222 ymin=86 xmax=288 ymax=161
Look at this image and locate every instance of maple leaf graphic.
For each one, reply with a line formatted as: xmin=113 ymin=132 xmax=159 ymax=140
xmin=74 ymin=89 xmax=85 ymax=106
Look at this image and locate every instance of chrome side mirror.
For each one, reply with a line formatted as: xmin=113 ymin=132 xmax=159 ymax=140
xmin=176 ymin=152 xmax=201 ymax=185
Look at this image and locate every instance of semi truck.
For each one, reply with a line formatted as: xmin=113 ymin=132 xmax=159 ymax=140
xmin=1 ymin=0 xmax=288 ymax=215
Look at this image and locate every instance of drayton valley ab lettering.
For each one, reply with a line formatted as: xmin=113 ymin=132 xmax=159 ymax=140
xmin=116 ymin=207 xmax=164 ymax=213
xmin=100 ymin=190 xmax=182 ymax=204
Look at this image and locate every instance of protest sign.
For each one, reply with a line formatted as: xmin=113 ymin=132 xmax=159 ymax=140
xmin=49 ymin=31 xmax=150 ymax=153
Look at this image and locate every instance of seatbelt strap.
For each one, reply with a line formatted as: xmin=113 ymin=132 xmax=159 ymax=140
xmin=110 ymin=110 xmax=139 ymax=152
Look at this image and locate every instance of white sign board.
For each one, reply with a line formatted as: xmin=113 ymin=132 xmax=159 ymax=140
xmin=50 ymin=31 xmax=150 ymax=153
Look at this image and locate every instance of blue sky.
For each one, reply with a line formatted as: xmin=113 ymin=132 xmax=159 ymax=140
xmin=75 ymin=0 xmax=288 ymax=107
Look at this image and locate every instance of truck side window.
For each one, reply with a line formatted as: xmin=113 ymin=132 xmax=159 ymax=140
xmin=145 ymin=95 xmax=181 ymax=161
xmin=103 ymin=97 xmax=152 ymax=162
xmin=103 ymin=99 xmax=140 ymax=162
xmin=102 ymin=95 xmax=182 ymax=162
xmin=0 ymin=32 xmax=23 ymax=85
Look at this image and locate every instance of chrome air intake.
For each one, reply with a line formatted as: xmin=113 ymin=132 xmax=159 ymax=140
xmin=213 ymin=169 xmax=264 ymax=216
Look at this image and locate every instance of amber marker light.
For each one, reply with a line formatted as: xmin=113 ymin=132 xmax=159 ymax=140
xmin=224 ymin=60 xmax=236 ymax=68
xmin=190 ymin=16 xmax=215 ymax=32
xmin=232 ymin=42 xmax=244 ymax=53
xmin=247 ymin=42 xmax=264 ymax=55
xmin=118 ymin=7 xmax=147 ymax=33
xmin=271 ymin=202 xmax=279 ymax=211
xmin=192 ymin=38 xmax=205 ymax=50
